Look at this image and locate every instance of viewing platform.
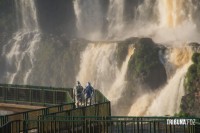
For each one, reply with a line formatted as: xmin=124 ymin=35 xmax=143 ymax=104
xmin=0 ymin=103 xmax=45 ymax=114
xmin=0 ymin=84 xmax=199 ymax=133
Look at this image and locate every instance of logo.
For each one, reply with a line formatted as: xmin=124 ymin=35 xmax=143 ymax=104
xmin=167 ymin=119 xmax=196 ymax=125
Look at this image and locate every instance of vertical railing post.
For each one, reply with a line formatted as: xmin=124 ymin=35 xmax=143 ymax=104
xmin=89 ymin=120 xmax=91 ymax=133
xmin=37 ymin=120 xmax=40 ymax=133
xmin=29 ymin=89 xmax=32 ymax=104
xmin=85 ymin=119 xmax=87 ymax=133
xmin=150 ymin=121 xmax=151 ymax=133
xmin=169 ymin=123 xmax=172 ymax=133
xmin=23 ymin=121 xmax=28 ymax=133
xmin=165 ymin=119 xmax=168 ymax=133
xmin=108 ymin=102 xmax=111 ymax=116
xmin=18 ymin=120 xmax=21 ymax=133
xmin=3 ymin=87 xmax=7 ymax=102
xmin=42 ymin=88 xmax=44 ymax=106
xmin=53 ymin=91 xmax=56 ymax=104
xmin=137 ymin=117 xmax=139 ymax=133
xmin=153 ymin=121 xmax=156 ymax=133
xmin=5 ymin=86 xmax=7 ymax=102
xmin=141 ymin=120 xmax=143 ymax=133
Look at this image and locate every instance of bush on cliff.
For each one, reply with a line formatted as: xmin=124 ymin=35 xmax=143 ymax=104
xmin=184 ymin=53 xmax=200 ymax=93
xmin=181 ymin=52 xmax=200 ymax=117
xmin=126 ymin=38 xmax=167 ymax=89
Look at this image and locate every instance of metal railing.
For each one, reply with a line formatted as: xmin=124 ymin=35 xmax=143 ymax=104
xmin=0 ymin=84 xmax=113 ymax=132
xmin=2 ymin=116 xmax=199 ymax=133
xmin=45 ymin=89 xmax=111 ymax=117
xmin=0 ymin=120 xmax=20 ymax=133
xmin=36 ymin=116 xmax=200 ymax=133
xmin=0 ymin=84 xmax=199 ymax=133
xmin=0 ymin=102 xmax=74 ymax=131
xmin=0 ymin=84 xmax=75 ymax=131
xmin=0 ymin=83 xmax=73 ymax=106
xmin=0 ymin=89 xmax=111 ymax=132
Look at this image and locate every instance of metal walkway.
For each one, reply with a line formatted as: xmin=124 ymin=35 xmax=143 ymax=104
xmin=0 ymin=84 xmax=199 ymax=133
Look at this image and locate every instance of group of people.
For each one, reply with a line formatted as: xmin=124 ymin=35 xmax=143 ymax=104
xmin=75 ymin=81 xmax=94 ymax=107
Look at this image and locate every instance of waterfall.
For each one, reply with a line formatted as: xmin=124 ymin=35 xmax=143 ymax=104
xmin=73 ymin=0 xmax=200 ymax=42
xmin=107 ymin=0 xmax=124 ymax=39
xmin=76 ymin=42 xmax=134 ymax=113
xmin=15 ymin=0 xmax=39 ymax=31
xmin=0 ymin=0 xmax=41 ymax=115
xmin=2 ymin=0 xmax=41 ymax=84
xmin=72 ymin=0 xmax=199 ymax=116
xmin=128 ymin=46 xmax=193 ymax=116
xmin=76 ymin=43 xmax=118 ymax=93
xmin=0 ymin=0 xmax=199 ymax=117
xmin=73 ymin=0 xmax=104 ymax=40
xmin=152 ymin=0 xmax=200 ymax=43
xmin=146 ymin=61 xmax=191 ymax=116
xmin=128 ymin=61 xmax=192 ymax=116
xmin=158 ymin=0 xmax=194 ymax=28
xmin=107 ymin=46 xmax=134 ymax=103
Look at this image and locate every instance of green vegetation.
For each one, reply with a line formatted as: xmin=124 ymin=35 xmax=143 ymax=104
xmin=174 ymin=110 xmax=190 ymax=117
xmin=184 ymin=53 xmax=200 ymax=93
xmin=126 ymin=38 xmax=167 ymax=89
xmin=132 ymin=39 xmax=160 ymax=77
xmin=180 ymin=52 xmax=200 ymax=117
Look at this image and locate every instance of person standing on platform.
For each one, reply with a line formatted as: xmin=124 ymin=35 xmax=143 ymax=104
xmin=84 ymin=82 xmax=94 ymax=106
xmin=75 ymin=81 xmax=84 ymax=107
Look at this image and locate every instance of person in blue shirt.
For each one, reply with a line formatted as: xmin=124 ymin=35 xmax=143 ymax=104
xmin=84 ymin=82 xmax=94 ymax=106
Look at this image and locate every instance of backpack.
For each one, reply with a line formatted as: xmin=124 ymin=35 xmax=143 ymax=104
xmin=76 ymin=85 xmax=83 ymax=95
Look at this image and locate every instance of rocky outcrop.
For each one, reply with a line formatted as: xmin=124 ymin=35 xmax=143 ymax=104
xmin=126 ymin=38 xmax=167 ymax=89
xmin=113 ymin=37 xmax=167 ymax=115
xmin=181 ymin=91 xmax=200 ymax=116
xmin=116 ymin=37 xmax=138 ymax=68
xmin=181 ymin=52 xmax=200 ymax=116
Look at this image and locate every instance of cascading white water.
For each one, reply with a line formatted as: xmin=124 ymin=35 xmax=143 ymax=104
xmin=76 ymin=43 xmax=134 ymax=104
xmin=73 ymin=0 xmax=200 ymax=116
xmin=146 ymin=62 xmax=190 ymax=116
xmin=2 ymin=0 xmax=40 ymax=84
xmin=73 ymin=0 xmax=104 ymax=40
xmin=128 ymin=46 xmax=193 ymax=116
xmin=128 ymin=61 xmax=191 ymax=116
xmin=107 ymin=0 xmax=124 ymax=39
xmin=158 ymin=0 xmax=194 ymax=28
xmin=0 ymin=0 xmax=197 ymax=116
xmin=152 ymin=0 xmax=200 ymax=43
xmin=73 ymin=0 xmax=200 ymax=42
xmin=107 ymin=46 xmax=134 ymax=103
xmin=15 ymin=0 xmax=39 ymax=31
xmin=76 ymin=43 xmax=118 ymax=93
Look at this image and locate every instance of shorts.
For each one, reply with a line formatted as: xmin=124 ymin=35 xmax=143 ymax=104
xmin=77 ymin=94 xmax=83 ymax=101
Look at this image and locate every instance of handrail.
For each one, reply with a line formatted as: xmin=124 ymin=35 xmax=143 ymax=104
xmin=0 ymin=84 xmax=114 ymax=132
xmin=21 ymin=116 xmax=200 ymax=133
xmin=0 ymin=84 xmax=74 ymax=106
